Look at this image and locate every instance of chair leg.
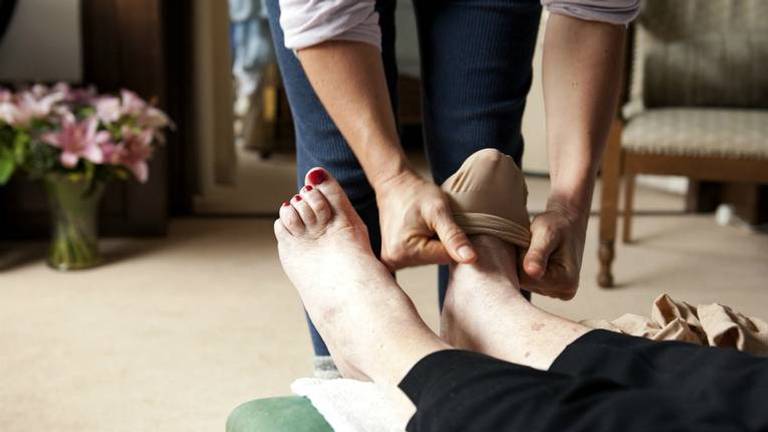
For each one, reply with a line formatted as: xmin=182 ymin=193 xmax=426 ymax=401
xmin=598 ymin=120 xmax=623 ymax=288
xmin=622 ymin=172 xmax=636 ymax=244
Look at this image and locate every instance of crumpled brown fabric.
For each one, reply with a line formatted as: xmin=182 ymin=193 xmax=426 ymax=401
xmin=441 ymin=149 xmax=531 ymax=249
xmin=582 ymin=294 xmax=768 ymax=356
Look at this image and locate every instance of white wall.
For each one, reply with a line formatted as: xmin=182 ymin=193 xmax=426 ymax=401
xmin=0 ymin=0 xmax=82 ymax=83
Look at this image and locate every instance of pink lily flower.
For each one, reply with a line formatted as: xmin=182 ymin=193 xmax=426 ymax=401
xmin=95 ymin=96 xmax=122 ymax=123
xmin=60 ymin=84 xmax=97 ymax=104
xmin=1 ymin=88 xmax=67 ymax=127
xmin=104 ymin=127 xmax=153 ymax=183
xmin=138 ymin=106 xmax=171 ymax=129
xmin=42 ymin=117 xmax=109 ymax=168
xmin=0 ymin=100 xmax=17 ymax=125
xmin=120 ymin=90 xmax=148 ymax=116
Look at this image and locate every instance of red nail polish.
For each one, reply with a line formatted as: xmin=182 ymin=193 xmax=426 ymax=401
xmin=304 ymin=185 xmax=313 ymax=192
xmin=293 ymin=194 xmax=302 ymax=201
xmin=282 ymin=201 xmax=289 ymax=207
xmin=307 ymin=169 xmax=327 ymax=185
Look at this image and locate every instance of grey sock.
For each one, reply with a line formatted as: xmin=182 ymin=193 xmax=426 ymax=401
xmin=313 ymin=355 xmax=341 ymax=379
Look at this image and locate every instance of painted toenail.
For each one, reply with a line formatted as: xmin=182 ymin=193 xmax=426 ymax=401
xmin=282 ymin=201 xmax=290 ymax=207
xmin=308 ymin=169 xmax=327 ymax=185
xmin=294 ymin=195 xmax=302 ymax=201
xmin=304 ymin=185 xmax=313 ymax=192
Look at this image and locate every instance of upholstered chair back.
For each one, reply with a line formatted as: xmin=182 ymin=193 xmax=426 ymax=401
xmin=627 ymin=0 xmax=768 ymax=113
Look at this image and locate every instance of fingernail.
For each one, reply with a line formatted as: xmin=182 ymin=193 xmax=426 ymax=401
xmin=458 ymin=246 xmax=475 ymax=261
xmin=304 ymin=185 xmax=313 ymax=192
xmin=282 ymin=201 xmax=289 ymax=207
xmin=307 ymin=169 xmax=327 ymax=185
xmin=293 ymin=194 xmax=302 ymax=202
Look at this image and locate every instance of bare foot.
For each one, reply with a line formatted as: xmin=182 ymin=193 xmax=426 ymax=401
xmin=275 ymin=168 xmax=448 ymax=384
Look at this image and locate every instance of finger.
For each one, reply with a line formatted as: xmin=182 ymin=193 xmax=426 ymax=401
xmin=523 ymin=225 xmax=560 ymax=280
xmin=381 ymin=239 xmax=452 ymax=271
xmin=431 ymin=208 xmax=476 ymax=263
xmin=520 ymin=267 xmax=578 ymax=300
xmin=411 ymin=239 xmax=453 ymax=266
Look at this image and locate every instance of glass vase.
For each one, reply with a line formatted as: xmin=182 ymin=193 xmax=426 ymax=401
xmin=44 ymin=174 xmax=105 ymax=271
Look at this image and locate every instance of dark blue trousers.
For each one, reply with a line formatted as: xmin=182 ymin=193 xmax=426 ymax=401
xmin=266 ymin=0 xmax=542 ymax=355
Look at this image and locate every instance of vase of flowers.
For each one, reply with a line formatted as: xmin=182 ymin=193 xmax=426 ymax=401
xmin=44 ymin=173 xmax=105 ymax=270
xmin=0 ymin=83 xmax=171 ymax=270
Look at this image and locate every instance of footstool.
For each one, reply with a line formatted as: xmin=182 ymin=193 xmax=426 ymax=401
xmin=226 ymin=396 xmax=332 ymax=432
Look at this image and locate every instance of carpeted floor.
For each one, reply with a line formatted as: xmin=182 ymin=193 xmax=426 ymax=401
xmin=1 ymin=178 xmax=767 ymax=431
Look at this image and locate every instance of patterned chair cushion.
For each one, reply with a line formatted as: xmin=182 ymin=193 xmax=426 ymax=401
xmin=622 ymin=108 xmax=768 ymax=159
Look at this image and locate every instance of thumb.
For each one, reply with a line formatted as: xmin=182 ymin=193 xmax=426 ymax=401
xmin=524 ymin=226 xmax=559 ymax=280
xmin=431 ymin=209 xmax=476 ymax=263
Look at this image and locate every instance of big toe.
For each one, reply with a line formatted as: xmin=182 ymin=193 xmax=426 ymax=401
xmin=305 ymin=168 xmax=362 ymax=225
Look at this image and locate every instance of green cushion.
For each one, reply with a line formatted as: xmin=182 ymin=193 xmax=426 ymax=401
xmin=226 ymin=396 xmax=333 ymax=432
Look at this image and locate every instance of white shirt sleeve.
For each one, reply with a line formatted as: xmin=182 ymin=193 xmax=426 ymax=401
xmin=542 ymin=0 xmax=641 ymax=25
xmin=279 ymin=0 xmax=381 ymax=51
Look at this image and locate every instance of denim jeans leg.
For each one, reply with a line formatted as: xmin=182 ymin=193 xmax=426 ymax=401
xmin=411 ymin=0 xmax=542 ymax=306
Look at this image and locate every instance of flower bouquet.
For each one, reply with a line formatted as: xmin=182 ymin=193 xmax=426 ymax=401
xmin=0 ymin=83 xmax=171 ymax=270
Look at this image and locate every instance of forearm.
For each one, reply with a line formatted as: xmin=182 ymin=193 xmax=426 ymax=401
xmin=542 ymin=14 xmax=625 ymax=222
xmin=297 ymin=41 xmax=410 ymax=191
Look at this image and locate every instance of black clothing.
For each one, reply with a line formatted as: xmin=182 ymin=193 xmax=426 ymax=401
xmin=400 ymin=330 xmax=768 ymax=432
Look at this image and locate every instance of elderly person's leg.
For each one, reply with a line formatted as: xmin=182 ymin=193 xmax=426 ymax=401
xmin=441 ymin=234 xmax=589 ymax=370
xmin=442 ymin=234 xmax=768 ymax=432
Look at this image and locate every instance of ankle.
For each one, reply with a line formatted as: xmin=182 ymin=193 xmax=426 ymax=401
xmin=447 ymin=235 xmax=523 ymax=296
xmin=469 ymin=235 xmax=521 ymax=279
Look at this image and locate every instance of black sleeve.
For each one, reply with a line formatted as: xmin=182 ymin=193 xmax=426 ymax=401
xmin=400 ymin=349 xmax=749 ymax=432
xmin=551 ymin=330 xmax=768 ymax=431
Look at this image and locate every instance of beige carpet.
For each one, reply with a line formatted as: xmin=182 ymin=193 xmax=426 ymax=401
xmin=1 ymin=178 xmax=767 ymax=431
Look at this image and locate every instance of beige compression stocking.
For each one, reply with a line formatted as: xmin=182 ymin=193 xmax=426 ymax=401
xmin=442 ymin=149 xmax=531 ymax=249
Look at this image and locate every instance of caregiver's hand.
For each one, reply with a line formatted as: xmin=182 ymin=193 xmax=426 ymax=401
xmin=375 ymin=170 xmax=477 ymax=271
xmin=520 ymin=200 xmax=587 ymax=300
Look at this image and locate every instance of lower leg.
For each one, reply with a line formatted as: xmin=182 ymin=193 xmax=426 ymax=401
xmin=441 ymin=235 xmax=589 ymax=370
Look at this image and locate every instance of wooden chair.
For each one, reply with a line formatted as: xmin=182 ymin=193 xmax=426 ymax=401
xmin=597 ymin=0 xmax=768 ymax=288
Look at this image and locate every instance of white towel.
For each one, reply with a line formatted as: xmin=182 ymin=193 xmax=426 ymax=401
xmin=291 ymin=378 xmax=413 ymax=432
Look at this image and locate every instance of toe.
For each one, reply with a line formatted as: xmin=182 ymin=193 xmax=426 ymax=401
xmin=300 ymin=184 xmax=333 ymax=226
xmin=279 ymin=200 xmax=305 ymax=235
xmin=291 ymin=193 xmax=317 ymax=227
xmin=273 ymin=218 xmax=290 ymax=240
xmin=304 ymin=168 xmax=358 ymax=220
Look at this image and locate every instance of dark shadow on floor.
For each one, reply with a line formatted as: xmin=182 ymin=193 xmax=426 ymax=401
xmin=0 ymin=242 xmax=46 ymax=271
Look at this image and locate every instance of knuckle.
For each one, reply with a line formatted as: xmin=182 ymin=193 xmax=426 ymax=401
xmin=387 ymin=244 xmax=409 ymax=261
xmin=442 ymin=228 xmax=465 ymax=245
xmin=423 ymin=200 xmax=449 ymax=219
xmin=542 ymin=224 xmax=559 ymax=238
